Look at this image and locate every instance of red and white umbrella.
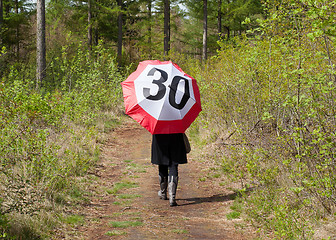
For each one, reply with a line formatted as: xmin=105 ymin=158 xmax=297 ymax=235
xmin=121 ymin=60 xmax=202 ymax=134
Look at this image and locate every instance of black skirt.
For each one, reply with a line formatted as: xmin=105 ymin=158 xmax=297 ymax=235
xmin=151 ymin=133 xmax=187 ymax=166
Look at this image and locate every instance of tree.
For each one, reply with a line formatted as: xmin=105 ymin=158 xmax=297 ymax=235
xmin=180 ymin=0 xmax=215 ymax=59
xmin=36 ymin=0 xmax=46 ymax=88
xmin=15 ymin=0 xmax=19 ymax=57
xmin=0 ymin=0 xmax=3 ymax=44
xmin=202 ymin=0 xmax=207 ymax=61
xmin=221 ymin=0 xmax=262 ymax=38
xmin=0 ymin=0 xmax=33 ymax=62
xmin=88 ymin=0 xmax=92 ymax=49
xmin=217 ymin=0 xmax=222 ymax=40
xmin=163 ymin=0 xmax=170 ymax=56
xmin=147 ymin=0 xmax=152 ymax=57
xmin=117 ymin=0 xmax=122 ymax=65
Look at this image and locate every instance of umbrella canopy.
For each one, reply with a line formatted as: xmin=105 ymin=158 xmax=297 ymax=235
xmin=121 ymin=60 xmax=202 ymax=134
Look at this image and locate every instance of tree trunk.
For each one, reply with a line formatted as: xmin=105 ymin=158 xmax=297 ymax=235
xmin=202 ymin=0 xmax=207 ymax=61
xmin=117 ymin=0 xmax=122 ymax=65
xmin=94 ymin=26 xmax=98 ymax=45
xmin=36 ymin=0 xmax=46 ymax=89
xmin=224 ymin=25 xmax=230 ymax=40
xmin=15 ymin=0 xmax=19 ymax=58
xmin=94 ymin=24 xmax=98 ymax=45
xmin=0 ymin=0 xmax=3 ymax=44
xmin=217 ymin=0 xmax=222 ymax=41
xmin=163 ymin=0 xmax=170 ymax=57
xmin=148 ymin=0 xmax=152 ymax=58
xmin=88 ymin=0 xmax=92 ymax=50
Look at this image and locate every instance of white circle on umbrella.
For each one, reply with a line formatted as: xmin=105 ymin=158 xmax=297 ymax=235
xmin=134 ymin=64 xmax=196 ymax=121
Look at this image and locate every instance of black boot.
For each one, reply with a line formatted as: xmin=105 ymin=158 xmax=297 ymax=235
xmin=158 ymin=175 xmax=168 ymax=200
xmin=168 ymin=176 xmax=178 ymax=207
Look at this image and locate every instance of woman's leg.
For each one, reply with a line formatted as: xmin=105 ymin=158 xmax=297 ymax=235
xmin=158 ymin=165 xmax=168 ymax=200
xmin=168 ymin=163 xmax=179 ymax=206
xmin=168 ymin=163 xmax=178 ymax=178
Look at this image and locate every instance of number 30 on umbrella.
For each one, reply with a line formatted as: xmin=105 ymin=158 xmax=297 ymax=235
xmin=121 ymin=60 xmax=202 ymax=134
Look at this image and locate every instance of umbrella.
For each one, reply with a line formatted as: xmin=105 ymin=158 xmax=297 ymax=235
xmin=121 ymin=60 xmax=202 ymax=134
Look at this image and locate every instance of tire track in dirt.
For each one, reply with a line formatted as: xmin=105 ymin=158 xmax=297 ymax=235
xmin=75 ymin=119 xmax=256 ymax=240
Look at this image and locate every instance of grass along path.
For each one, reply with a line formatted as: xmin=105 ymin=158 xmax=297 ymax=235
xmin=68 ymin=118 xmax=256 ymax=239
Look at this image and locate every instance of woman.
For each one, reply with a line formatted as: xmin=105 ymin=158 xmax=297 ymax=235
xmin=151 ymin=133 xmax=188 ymax=207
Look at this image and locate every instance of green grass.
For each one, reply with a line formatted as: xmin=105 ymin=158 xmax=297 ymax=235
xmin=226 ymin=211 xmax=241 ymax=220
xmin=126 ymin=163 xmax=147 ymax=173
xmin=172 ymin=229 xmax=189 ymax=234
xmin=117 ymin=194 xmax=142 ymax=199
xmin=199 ymin=177 xmax=206 ymax=182
xmin=105 ymin=230 xmax=127 ymax=236
xmin=63 ymin=214 xmax=85 ymax=225
xmin=112 ymin=200 xmax=133 ymax=206
xmin=103 ymin=118 xmax=121 ymax=133
xmin=106 ymin=188 xmax=114 ymax=194
xmin=109 ymin=181 xmax=139 ymax=194
xmin=112 ymin=212 xmax=142 ymax=217
xmin=212 ymin=173 xmax=221 ymax=178
xmin=109 ymin=221 xmax=143 ymax=228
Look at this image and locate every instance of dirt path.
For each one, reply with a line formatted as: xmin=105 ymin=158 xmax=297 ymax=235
xmin=73 ymin=119 xmax=256 ymax=240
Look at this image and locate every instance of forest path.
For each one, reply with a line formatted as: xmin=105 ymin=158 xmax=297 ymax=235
xmin=73 ymin=118 xmax=255 ymax=240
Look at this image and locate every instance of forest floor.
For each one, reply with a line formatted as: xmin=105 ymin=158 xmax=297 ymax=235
xmin=62 ymin=118 xmax=258 ymax=240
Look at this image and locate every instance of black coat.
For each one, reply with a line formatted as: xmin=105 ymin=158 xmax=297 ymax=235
xmin=151 ymin=133 xmax=187 ymax=165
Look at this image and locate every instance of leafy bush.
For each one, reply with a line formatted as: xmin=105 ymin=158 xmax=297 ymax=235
xmin=0 ymin=42 xmax=123 ymax=238
xmin=173 ymin=1 xmax=336 ymax=239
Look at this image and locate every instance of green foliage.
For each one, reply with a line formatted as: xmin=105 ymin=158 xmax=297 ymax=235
xmin=0 ymin=209 xmax=11 ymax=239
xmin=174 ymin=1 xmax=336 ymax=238
xmin=0 ymin=0 xmax=34 ymax=65
xmin=0 ymin=43 xmax=123 ymax=238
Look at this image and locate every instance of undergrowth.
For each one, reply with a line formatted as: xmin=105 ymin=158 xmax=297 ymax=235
xmin=172 ymin=1 xmax=336 ymax=239
xmin=0 ymin=43 xmax=123 ymax=239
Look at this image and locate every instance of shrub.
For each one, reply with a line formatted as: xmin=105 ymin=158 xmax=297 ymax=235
xmin=0 ymin=42 xmax=124 ymax=238
xmin=173 ymin=1 xmax=336 ymax=238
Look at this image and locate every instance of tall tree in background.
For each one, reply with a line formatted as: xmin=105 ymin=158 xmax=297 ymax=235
xmin=88 ymin=0 xmax=92 ymax=50
xmin=202 ymin=0 xmax=207 ymax=61
xmin=163 ymin=0 xmax=170 ymax=56
xmin=36 ymin=0 xmax=46 ymax=88
xmin=147 ymin=0 xmax=152 ymax=58
xmin=0 ymin=0 xmax=3 ymax=44
xmin=117 ymin=0 xmax=123 ymax=64
xmin=15 ymin=0 xmax=19 ymax=57
xmin=217 ymin=0 xmax=222 ymax=41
